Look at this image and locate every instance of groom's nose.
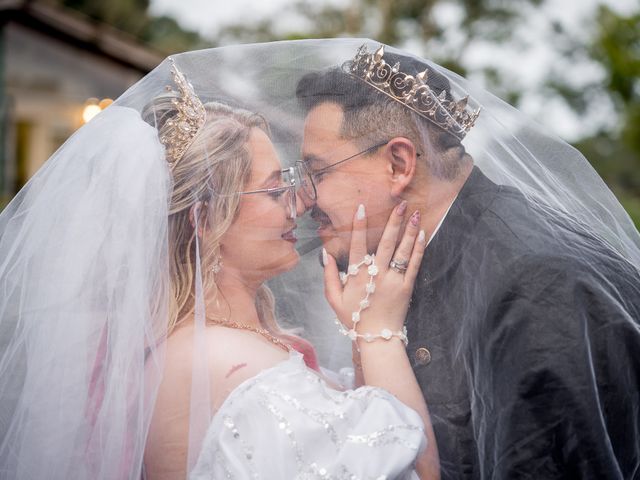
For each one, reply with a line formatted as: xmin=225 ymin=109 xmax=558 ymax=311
xmin=296 ymin=190 xmax=314 ymax=216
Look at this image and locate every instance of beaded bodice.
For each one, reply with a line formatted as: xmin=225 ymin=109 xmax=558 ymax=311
xmin=190 ymin=352 xmax=424 ymax=479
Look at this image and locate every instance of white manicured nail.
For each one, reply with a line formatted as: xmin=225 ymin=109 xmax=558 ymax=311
xmin=356 ymin=204 xmax=365 ymax=220
xmin=418 ymin=229 xmax=426 ymax=243
xmin=322 ymin=248 xmax=328 ymax=267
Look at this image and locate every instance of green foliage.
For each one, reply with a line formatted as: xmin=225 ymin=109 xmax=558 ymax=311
xmin=0 ymin=194 xmax=10 ymax=213
xmin=537 ymin=6 xmax=640 ymax=227
xmin=47 ymin=0 xmax=640 ymax=228
xmin=50 ymin=0 xmax=210 ymax=54
xmin=215 ymin=0 xmax=640 ymax=227
xmin=218 ymin=1 xmax=640 ymax=228
xmin=594 ymin=6 xmax=640 ymax=105
xmin=141 ymin=16 xmax=210 ymax=53
xmin=57 ymin=0 xmax=150 ymax=35
xmin=585 ymin=7 xmax=640 ymax=227
xmin=594 ymin=7 xmax=640 ymax=160
xmin=216 ymin=0 xmax=543 ymax=70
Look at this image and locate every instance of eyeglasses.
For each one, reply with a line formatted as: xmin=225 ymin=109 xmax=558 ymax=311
xmin=295 ymin=141 xmax=389 ymax=201
xmin=237 ymin=167 xmax=297 ymax=219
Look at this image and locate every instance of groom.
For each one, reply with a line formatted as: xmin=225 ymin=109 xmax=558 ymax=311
xmin=295 ymin=45 xmax=640 ymax=479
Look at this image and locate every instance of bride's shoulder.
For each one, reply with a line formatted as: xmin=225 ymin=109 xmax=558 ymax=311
xmin=163 ymin=322 xmax=290 ymax=407
xmin=206 ymin=325 xmax=289 ymax=375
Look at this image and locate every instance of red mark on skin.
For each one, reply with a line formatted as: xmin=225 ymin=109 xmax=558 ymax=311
xmin=225 ymin=363 xmax=247 ymax=379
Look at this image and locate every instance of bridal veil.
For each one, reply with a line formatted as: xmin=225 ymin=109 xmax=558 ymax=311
xmin=0 ymin=39 xmax=638 ymax=479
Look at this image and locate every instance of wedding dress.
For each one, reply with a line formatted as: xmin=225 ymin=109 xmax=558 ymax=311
xmin=190 ymin=352 xmax=424 ymax=479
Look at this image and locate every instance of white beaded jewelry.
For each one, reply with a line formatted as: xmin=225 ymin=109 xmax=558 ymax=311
xmin=335 ymin=253 xmax=410 ymax=348
xmin=338 ymin=254 xmax=377 ymax=336
xmin=335 ymin=320 xmax=409 ymax=347
xmin=340 ymin=254 xmax=375 ymax=285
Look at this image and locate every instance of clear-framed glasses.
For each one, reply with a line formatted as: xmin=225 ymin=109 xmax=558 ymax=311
xmin=295 ymin=141 xmax=389 ymax=201
xmin=237 ymin=167 xmax=297 ymax=219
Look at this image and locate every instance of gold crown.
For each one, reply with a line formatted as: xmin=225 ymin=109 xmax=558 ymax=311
xmin=345 ymin=45 xmax=480 ymax=140
xmin=160 ymin=60 xmax=207 ymax=166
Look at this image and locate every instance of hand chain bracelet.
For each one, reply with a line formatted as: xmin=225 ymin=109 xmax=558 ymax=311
xmin=335 ymin=253 xmax=409 ymax=349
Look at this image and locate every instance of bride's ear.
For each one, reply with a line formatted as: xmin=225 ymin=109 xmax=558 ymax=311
xmin=189 ymin=201 xmax=209 ymax=237
xmin=386 ymin=137 xmax=417 ymax=197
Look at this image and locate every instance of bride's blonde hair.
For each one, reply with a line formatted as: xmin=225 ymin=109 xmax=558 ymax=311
xmin=145 ymin=100 xmax=286 ymax=336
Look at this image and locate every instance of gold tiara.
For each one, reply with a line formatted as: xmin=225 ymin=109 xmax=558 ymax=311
xmin=345 ymin=45 xmax=480 ymax=140
xmin=160 ymin=59 xmax=207 ymax=166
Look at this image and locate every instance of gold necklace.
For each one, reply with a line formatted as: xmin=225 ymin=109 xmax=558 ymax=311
xmin=206 ymin=318 xmax=291 ymax=353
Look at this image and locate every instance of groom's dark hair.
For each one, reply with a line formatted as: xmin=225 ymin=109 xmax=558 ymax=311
xmin=295 ymin=52 xmax=471 ymax=180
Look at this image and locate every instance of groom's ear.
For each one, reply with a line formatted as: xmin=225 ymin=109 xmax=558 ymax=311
xmin=385 ymin=137 xmax=417 ymax=197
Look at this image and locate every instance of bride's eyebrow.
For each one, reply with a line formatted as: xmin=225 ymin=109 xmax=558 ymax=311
xmin=259 ymin=170 xmax=281 ymax=187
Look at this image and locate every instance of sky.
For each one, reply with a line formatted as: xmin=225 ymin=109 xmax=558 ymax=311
xmin=149 ymin=0 xmax=637 ymax=141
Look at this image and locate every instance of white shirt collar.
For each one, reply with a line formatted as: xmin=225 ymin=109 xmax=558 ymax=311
xmin=426 ymin=195 xmax=458 ymax=247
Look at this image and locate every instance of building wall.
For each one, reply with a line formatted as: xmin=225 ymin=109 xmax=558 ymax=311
xmin=2 ymin=22 xmax=149 ymax=199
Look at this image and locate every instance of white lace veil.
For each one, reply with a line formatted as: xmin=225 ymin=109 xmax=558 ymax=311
xmin=0 ymin=105 xmax=171 ymax=478
xmin=0 ymin=39 xmax=638 ymax=479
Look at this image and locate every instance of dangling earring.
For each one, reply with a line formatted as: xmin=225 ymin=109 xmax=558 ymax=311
xmin=211 ymin=255 xmax=223 ymax=275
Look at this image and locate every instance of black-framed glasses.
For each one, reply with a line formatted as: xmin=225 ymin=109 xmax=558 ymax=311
xmin=237 ymin=167 xmax=297 ymax=219
xmin=295 ymin=141 xmax=389 ymax=200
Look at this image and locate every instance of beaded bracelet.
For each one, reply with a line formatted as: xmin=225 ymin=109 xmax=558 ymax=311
xmin=336 ymin=253 xmax=410 ymax=349
xmin=336 ymin=319 xmax=409 ymax=346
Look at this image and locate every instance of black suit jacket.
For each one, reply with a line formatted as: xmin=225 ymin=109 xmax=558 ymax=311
xmin=407 ymin=167 xmax=640 ymax=479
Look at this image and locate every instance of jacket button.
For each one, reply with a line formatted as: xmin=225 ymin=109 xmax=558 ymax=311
xmin=415 ymin=347 xmax=432 ymax=366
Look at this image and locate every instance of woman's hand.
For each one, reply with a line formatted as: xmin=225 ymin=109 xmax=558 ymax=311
xmin=324 ymin=201 xmax=440 ymax=479
xmin=323 ymin=201 xmax=426 ymax=345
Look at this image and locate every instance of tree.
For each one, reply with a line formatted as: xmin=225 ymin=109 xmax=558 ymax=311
xmin=49 ymin=0 xmax=210 ymax=54
xmin=547 ymin=6 xmax=640 ymax=226
xmin=56 ymin=0 xmax=150 ymax=36
xmin=216 ymin=1 xmax=639 ymax=227
xmin=217 ymin=0 xmax=542 ymax=74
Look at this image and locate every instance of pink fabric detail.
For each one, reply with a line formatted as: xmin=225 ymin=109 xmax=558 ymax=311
xmin=288 ymin=335 xmax=320 ymax=372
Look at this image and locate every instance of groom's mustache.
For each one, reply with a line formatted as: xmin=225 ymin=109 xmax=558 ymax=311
xmin=309 ymin=205 xmax=331 ymax=226
xmin=309 ymin=205 xmax=354 ymax=234
xmin=294 ymin=205 xmax=328 ymax=256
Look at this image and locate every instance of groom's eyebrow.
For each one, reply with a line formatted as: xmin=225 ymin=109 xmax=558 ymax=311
xmin=302 ymin=153 xmax=327 ymax=170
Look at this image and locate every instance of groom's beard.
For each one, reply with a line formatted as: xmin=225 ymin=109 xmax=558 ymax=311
xmin=310 ymin=205 xmax=351 ymax=272
xmin=317 ymin=247 xmax=349 ymax=272
xmin=334 ymin=250 xmax=350 ymax=272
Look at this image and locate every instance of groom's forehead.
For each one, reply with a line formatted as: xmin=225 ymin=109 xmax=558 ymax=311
xmin=302 ymin=102 xmax=346 ymax=164
xmin=303 ymin=103 xmax=344 ymax=140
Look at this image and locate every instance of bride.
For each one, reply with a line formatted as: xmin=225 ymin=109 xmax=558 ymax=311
xmin=0 ymin=54 xmax=438 ymax=479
